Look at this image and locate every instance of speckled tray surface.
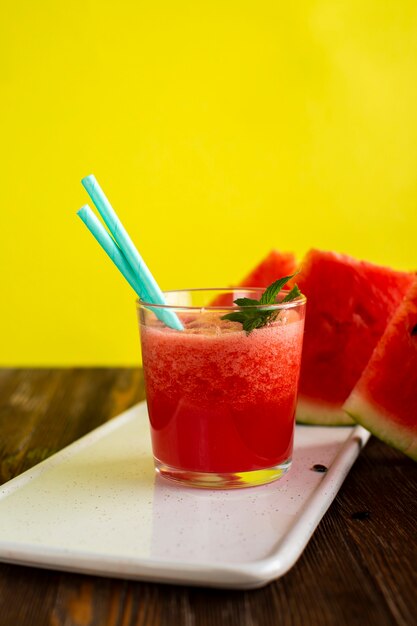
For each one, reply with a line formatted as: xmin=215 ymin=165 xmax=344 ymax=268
xmin=0 ymin=402 xmax=369 ymax=589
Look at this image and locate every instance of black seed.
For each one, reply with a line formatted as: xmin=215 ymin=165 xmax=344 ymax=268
xmin=411 ymin=324 xmax=417 ymax=336
xmin=312 ymin=464 xmax=328 ymax=473
xmin=352 ymin=510 xmax=370 ymax=520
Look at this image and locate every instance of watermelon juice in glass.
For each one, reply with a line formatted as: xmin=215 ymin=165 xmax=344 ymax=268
xmin=137 ymin=287 xmax=306 ymax=489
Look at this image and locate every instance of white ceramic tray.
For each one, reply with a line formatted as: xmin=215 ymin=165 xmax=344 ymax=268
xmin=0 ymin=402 xmax=369 ymax=589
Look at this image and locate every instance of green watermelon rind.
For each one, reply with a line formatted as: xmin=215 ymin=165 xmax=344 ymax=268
xmin=344 ymin=390 xmax=417 ymax=461
xmin=296 ymin=397 xmax=355 ymax=426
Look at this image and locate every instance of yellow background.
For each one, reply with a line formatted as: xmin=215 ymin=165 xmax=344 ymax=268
xmin=1 ymin=1 xmax=416 ymax=365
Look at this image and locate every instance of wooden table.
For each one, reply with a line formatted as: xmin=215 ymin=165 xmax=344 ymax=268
xmin=0 ymin=369 xmax=416 ymax=626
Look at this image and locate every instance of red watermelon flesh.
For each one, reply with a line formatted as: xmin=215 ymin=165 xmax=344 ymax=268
xmin=210 ymin=250 xmax=297 ymax=307
xmin=295 ymin=250 xmax=414 ymax=425
xmin=239 ymin=250 xmax=297 ymax=288
xmin=344 ymin=278 xmax=417 ymax=459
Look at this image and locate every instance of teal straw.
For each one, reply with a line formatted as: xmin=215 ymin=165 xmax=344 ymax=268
xmin=77 ymin=203 xmax=183 ymax=331
xmin=82 ymin=175 xmax=182 ymax=326
xmin=77 ymin=205 xmax=147 ymax=296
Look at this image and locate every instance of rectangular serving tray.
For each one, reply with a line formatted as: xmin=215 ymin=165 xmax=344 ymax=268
xmin=0 ymin=402 xmax=369 ymax=589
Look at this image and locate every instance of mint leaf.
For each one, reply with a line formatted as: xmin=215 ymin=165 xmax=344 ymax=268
xmin=281 ymin=284 xmax=301 ymax=303
xmin=221 ymin=312 xmax=249 ymax=324
xmin=233 ymin=297 xmax=260 ymax=307
xmin=242 ymin=315 xmax=268 ymax=333
xmin=221 ymin=272 xmax=302 ymax=335
xmin=259 ymin=272 xmax=298 ymax=304
xmin=243 ymin=309 xmax=281 ymax=334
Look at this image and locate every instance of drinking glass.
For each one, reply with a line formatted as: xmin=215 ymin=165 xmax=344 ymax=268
xmin=137 ymin=288 xmax=306 ymax=489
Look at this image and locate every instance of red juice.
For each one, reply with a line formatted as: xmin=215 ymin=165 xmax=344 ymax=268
xmin=140 ymin=309 xmax=305 ymax=476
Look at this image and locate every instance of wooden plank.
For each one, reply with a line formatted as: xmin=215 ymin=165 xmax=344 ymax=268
xmin=0 ymin=368 xmax=144 ymax=483
xmin=335 ymin=439 xmax=417 ymax=626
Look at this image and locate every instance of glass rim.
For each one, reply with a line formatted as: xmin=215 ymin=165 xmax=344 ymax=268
xmin=137 ymin=287 xmax=306 ymax=311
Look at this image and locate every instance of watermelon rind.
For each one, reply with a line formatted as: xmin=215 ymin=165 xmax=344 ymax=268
xmin=296 ymin=397 xmax=354 ymax=426
xmin=344 ymin=390 xmax=417 ymax=460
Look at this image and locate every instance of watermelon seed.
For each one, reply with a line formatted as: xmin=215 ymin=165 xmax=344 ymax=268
xmin=410 ymin=324 xmax=417 ymax=336
xmin=311 ymin=464 xmax=328 ymax=473
xmin=351 ymin=510 xmax=370 ymax=521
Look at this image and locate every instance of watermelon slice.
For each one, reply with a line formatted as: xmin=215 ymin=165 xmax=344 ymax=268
xmin=344 ymin=278 xmax=417 ymax=460
xmin=295 ymin=250 xmax=414 ymax=425
xmin=239 ymin=250 xmax=297 ymax=288
xmin=210 ymin=250 xmax=297 ymax=307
